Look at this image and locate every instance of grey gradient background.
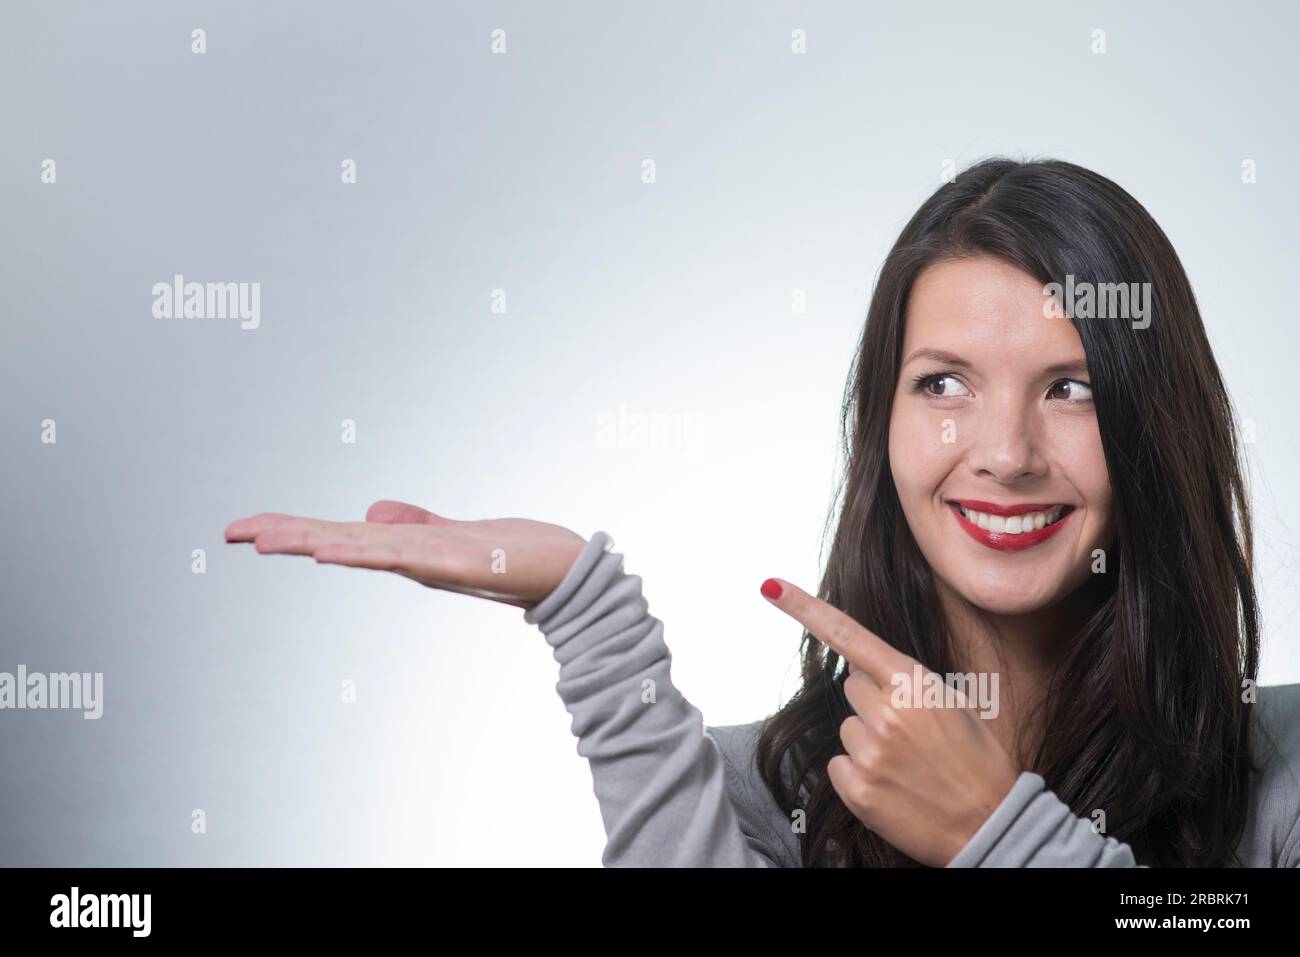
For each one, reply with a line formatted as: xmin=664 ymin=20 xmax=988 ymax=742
xmin=2 ymin=0 xmax=1297 ymax=865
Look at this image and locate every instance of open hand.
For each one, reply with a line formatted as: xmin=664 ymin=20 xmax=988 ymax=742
xmin=225 ymin=500 xmax=587 ymax=609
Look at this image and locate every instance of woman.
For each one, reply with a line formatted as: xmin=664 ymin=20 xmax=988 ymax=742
xmin=225 ymin=158 xmax=1300 ymax=867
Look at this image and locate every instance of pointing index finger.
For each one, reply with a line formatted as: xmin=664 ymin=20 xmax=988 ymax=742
xmin=759 ymin=577 xmax=915 ymax=686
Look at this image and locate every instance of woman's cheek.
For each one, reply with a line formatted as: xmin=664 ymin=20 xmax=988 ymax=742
xmin=889 ymin=400 xmax=959 ymax=512
xmin=1053 ymin=418 xmax=1115 ymax=563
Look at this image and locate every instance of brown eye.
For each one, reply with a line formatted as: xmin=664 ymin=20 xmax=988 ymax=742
xmin=919 ymin=374 xmax=971 ymax=398
xmin=1048 ymin=379 xmax=1093 ymax=402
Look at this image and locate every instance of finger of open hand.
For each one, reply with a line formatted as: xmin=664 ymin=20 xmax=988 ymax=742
xmin=252 ymin=520 xmax=390 ymax=556
xmin=365 ymin=499 xmax=456 ymax=526
xmin=224 ymin=512 xmax=297 ymax=542
xmin=314 ymin=532 xmax=462 ymax=586
xmin=313 ymin=541 xmax=412 ymax=575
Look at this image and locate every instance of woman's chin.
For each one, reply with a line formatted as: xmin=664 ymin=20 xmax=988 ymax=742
xmin=948 ymin=575 xmax=1064 ymax=617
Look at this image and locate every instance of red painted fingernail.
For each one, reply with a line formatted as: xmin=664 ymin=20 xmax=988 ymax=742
xmin=760 ymin=578 xmax=783 ymax=600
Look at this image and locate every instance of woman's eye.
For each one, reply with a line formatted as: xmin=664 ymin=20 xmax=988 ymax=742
xmin=1048 ymin=379 xmax=1093 ymax=402
xmin=917 ymin=374 xmax=971 ymax=398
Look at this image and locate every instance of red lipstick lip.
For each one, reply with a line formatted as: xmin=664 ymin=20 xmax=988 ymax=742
xmin=947 ymin=502 xmax=1074 ymax=551
xmin=947 ymin=499 xmax=1068 ymax=517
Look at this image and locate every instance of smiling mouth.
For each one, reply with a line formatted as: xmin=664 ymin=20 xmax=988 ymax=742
xmin=945 ymin=500 xmax=1076 ymax=550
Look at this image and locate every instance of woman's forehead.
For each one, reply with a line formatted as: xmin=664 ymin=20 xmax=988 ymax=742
xmin=904 ymin=258 xmax=1086 ymax=362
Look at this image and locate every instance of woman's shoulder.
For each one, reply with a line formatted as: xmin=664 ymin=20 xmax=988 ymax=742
xmin=705 ymin=720 xmax=803 ymax=867
xmin=1243 ymin=683 xmax=1300 ymax=866
xmin=1253 ymin=681 xmax=1300 ymax=780
xmin=1255 ymin=681 xmax=1300 ymax=728
xmin=704 ymin=720 xmax=779 ymax=804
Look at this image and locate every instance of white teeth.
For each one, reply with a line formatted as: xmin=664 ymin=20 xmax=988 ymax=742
xmin=956 ymin=504 xmax=1066 ymax=534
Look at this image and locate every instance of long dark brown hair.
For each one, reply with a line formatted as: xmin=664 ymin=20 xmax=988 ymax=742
xmin=756 ymin=157 xmax=1263 ymax=867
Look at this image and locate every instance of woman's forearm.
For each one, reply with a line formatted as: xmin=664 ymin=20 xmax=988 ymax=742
xmin=525 ymin=532 xmax=781 ymax=866
xmin=946 ymin=772 xmax=1142 ymax=867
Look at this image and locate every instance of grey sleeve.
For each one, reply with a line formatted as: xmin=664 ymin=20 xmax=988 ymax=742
xmin=946 ymin=771 xmax=1143 ymax=867
xmin=523 ymin=531 xmax=780 ymax=867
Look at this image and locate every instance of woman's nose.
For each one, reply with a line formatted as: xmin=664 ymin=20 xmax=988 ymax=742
xmin=967 ymin=399 xmax=1047 ymax=481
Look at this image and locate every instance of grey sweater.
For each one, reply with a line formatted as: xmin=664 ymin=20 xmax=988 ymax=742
xmin=524 ymin=531 xmax=1300 ymax=866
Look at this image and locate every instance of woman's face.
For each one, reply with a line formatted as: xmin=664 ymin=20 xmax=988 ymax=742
xmin=888 ymin=256 xmax=1114 ymax=617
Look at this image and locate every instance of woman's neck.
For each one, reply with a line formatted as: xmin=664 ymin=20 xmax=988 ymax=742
xmin=932 ymin=578 xmax=1100 ymax=770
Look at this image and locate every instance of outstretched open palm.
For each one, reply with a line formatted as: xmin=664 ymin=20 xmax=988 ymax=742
xmin=225 ymin=500 xmax=588 ymax=609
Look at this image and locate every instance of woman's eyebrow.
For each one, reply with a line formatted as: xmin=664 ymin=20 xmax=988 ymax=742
xmin=902 ymin=348 xmax=972 ymax=368
xmin=1041 ymin=359 xmax=1091 ymax=377
xmin=901 ymin=347 xmax=1089 ymax=377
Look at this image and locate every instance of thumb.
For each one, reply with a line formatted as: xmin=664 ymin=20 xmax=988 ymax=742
xmin=365 ymin=499 xmax=456 ymax=526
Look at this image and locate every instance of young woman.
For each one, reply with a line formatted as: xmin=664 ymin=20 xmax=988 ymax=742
xmin=226 ymin=158 xmax=1300 ymax=867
